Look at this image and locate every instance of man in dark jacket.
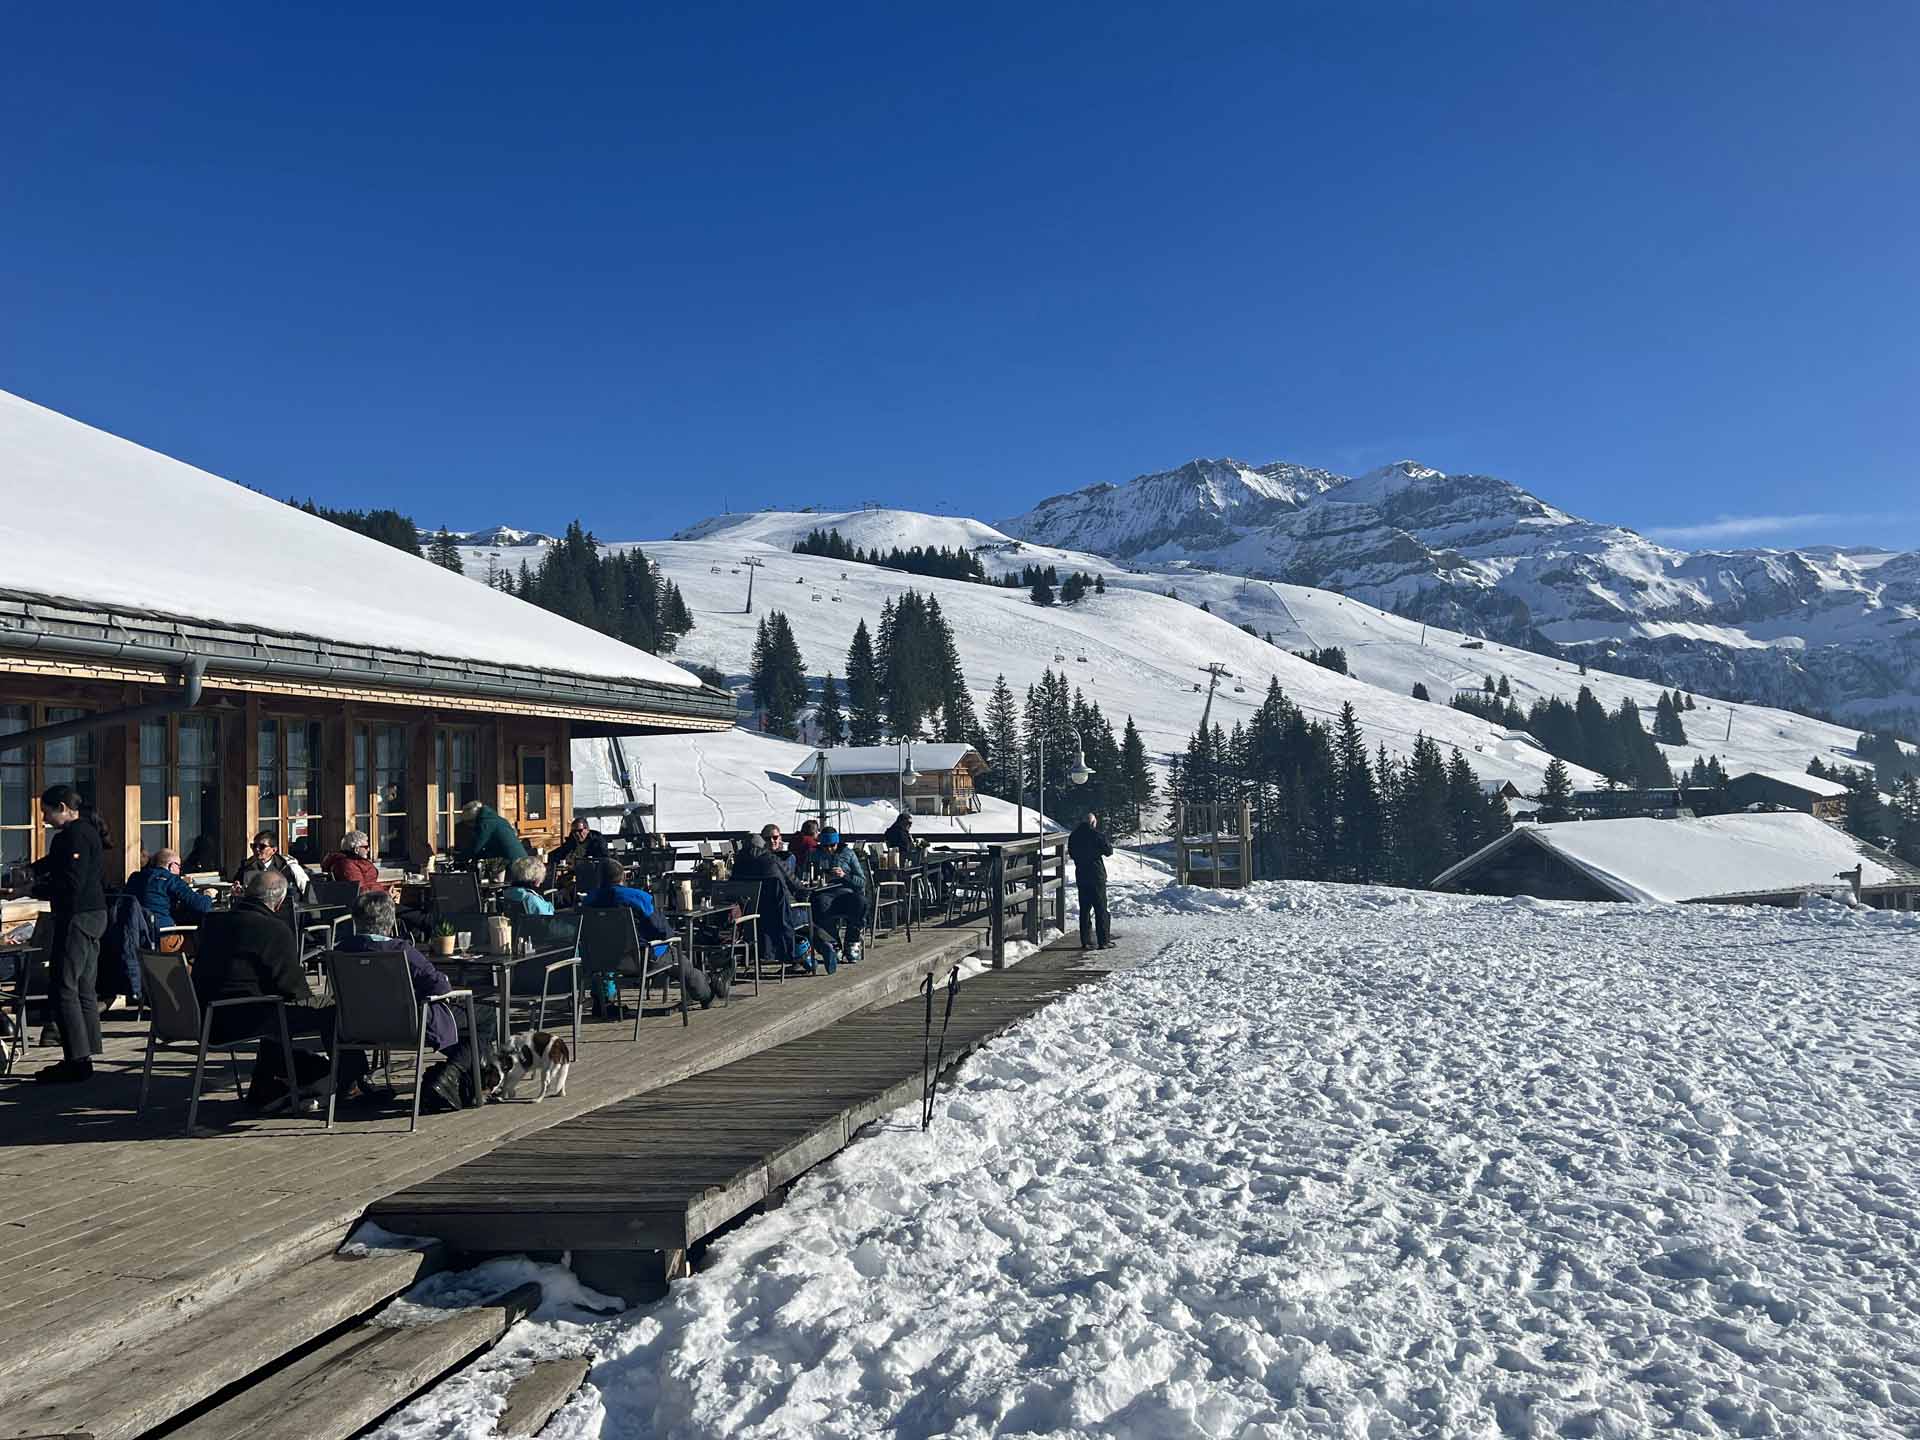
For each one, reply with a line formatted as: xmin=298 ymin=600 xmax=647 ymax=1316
xmin=883 ymin=811 xmax=922 ymax=865
xmin=192 ymin=870 xmax=364 ymax=1095
xmin=1067 ymin=812 xmax=1114 ymax=951
xmin=548 ymin=817 xmax=609 ymax=892
xmin=737 ymin=827 xmax=812 ymax=971
xmin=455 ymin=802 xmax=528 ymax=867
xmin=584 ymin=861 xmax=724 ymax=1007
xmin=30 ymin=784 xmax=109 ymax=1082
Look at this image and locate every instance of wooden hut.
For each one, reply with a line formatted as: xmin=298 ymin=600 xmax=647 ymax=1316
xmin=792 ymin=743 xmax=984 ymax=816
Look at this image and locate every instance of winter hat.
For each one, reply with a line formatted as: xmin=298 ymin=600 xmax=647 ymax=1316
xmin=821 ymin=827 xmax=841 ymax=845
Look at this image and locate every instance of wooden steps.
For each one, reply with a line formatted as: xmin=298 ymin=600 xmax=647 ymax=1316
xmin=2 ymin=1243 xmax=444 ymax=1440
xmin=168 ymin=1282 xmax=541 ymax=1440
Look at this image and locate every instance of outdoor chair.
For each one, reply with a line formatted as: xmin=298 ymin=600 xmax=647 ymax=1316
xmin=2 ymin=919 xmax=52 ymax=1075
xmin=704 ymin=881 xmax=764 ymax=997
xmin=508 ymin=909 xmax=584 ymax=1051
xmin=871 ymin=876 xmax=908 ymax=941
xmin=308 ymin=879 xmax=362 ymax=910
xmin=578 ymin=906 xmax=682 ymax=1040
xmin=323 ymin=948 xmax=479 ymax=1132
xmin=430 ymin=870 xmax=484 ymax=920
xmin=136 ymin=948 xmax=304 ymax=1135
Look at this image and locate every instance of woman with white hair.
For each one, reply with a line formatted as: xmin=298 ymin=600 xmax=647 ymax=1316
xmin=319 ymin=829 xmax=386 ymax=894
xmin=498 ymin=855 xmax=554 ymax=916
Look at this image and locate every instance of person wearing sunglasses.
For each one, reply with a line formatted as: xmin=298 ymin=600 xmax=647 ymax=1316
xmin=232 ymin=829 xmax=311 ymax=898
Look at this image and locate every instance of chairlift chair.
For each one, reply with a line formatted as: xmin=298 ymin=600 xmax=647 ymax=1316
xmin=1076 ymin=654 xmax=1088 ymax=663
xmin=730 ymin=567 xmax=740 ymax=574
xmin=830 ymin=594 xmax=842 ymax=602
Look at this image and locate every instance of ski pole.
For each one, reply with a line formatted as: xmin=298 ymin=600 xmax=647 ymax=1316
xmin=923 ymin=963 xmax=961 ymax=1130
xmin=919 ymin=970 xmax=935 ymax=1125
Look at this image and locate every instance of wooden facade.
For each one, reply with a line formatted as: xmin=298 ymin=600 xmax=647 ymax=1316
xmin=1 ymin=648 xmax=728 ymax=881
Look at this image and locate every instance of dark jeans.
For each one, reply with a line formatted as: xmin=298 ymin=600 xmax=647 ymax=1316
xmin=814 ymin=885 xmax=865 ymax=951
xmin=1077 ymin=875 xmax=1111 ymax=949
xmin=217 ymin=1002 xmax=372 ymax=1094
xmin=50 ymin=909 xmax=107 ymax=1061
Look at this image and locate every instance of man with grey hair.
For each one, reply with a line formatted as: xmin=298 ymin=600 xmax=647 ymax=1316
xmin=191 ymin=868 xmax=364 ymax=1104
xmin=338 ymin=889 xmax=495 ymax=1105
xmin=320 ymin=829 xmax=386 ymax=895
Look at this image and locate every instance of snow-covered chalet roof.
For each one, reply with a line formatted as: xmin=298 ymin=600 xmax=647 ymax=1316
xmin=792 ymin=743 xmax=983 ymax=778
xmin=0 ymin=388 xmax=704 ymax=692
xmin=1729 ymin=768 xmax=1851 ymax=800
xmin=1434 ymin=811 xmax=1920 ymax=903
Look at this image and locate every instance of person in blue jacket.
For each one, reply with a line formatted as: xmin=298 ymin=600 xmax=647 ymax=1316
xmin=812 ymin=828 xmax=868 ymax=963
xmin=127 ymin=847 xmax=215 ymax=933
xmin=583 ymin=860 xmax=727 ymax=1007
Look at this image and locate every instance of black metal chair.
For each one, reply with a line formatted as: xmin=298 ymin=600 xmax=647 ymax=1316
xmin=430 ymin=870 xmax=484 ymax=921
xmin=135 ymin=949 xmax=303 ymax=1134
xmin=323 ymin=948 xmax=479 ymax=1132
xmin=508 ymin=910 xmax=584 ymax=1052
xmin=578 ymin=906 xmax=681 ymax=1039
xmin=2 ymin=919 xmax=52 ymax=1075
xmin=702 ymin=882 xmax=763 ymax=998
xmin=308 ymin=879 xmax=362 ymax=910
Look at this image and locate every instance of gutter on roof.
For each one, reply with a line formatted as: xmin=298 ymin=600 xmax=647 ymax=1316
xmin=0 ymin=596 xmax=734 ymax=725
xmin=6 ymin=655 xmax=205 ymax=749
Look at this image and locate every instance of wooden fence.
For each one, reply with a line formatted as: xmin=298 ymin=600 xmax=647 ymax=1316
xmin=984 ymin=834 xmax=1067 ymax=968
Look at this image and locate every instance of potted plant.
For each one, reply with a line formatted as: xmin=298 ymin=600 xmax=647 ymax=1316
xmin=432 ymin=920 xmax=458 ymax=957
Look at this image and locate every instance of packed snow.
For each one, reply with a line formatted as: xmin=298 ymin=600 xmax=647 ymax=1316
xmin=375 ymin=869 xmax=1920 ymax=1438
xmin=0 ymin=389 xmax=702 ymax=690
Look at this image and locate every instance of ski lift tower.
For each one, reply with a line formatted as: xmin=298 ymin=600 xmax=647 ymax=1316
xmin=1197 ymin=662 xmax=1232 ymax=733
xmin=741 ymin=555 xmax=765 ymax=613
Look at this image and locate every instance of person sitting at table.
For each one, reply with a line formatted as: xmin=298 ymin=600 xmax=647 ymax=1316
xmin=789 ymin=819 xmax=821 ymax=877
xmin=498 ymin=855 xmax=555 ymax=916
xmin=811 ymin=827 xmax=868 ymax=965
xmin=549 ymin=817 xmax=608 ymax=880
xmin=127 ymin=847 xmax=215 ymax=938
xmin=336 ymin=890 xmax=495 ymax=1106
xmin=191 ymin=870 xmax=367 ymax=1105
xmin=583 ymin=860 xmax=726 ymax=1008
xmin=453 ymin=800 xmax=528 ymax=867
xmin=319 ymin=830 xmax=387 ymax=894
xmin=883 ymin=810 xmax=924 ymax=866
xmin=234 ymin=831 xmax=311 ymax=899
xmin=736 ymin=826 xmax=821 ymax=974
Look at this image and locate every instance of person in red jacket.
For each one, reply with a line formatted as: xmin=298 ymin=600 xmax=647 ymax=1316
xmin=319 ymin=830 xmax=387 ymax=894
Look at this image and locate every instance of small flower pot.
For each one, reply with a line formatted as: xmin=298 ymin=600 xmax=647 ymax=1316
xmin=432 ymin=934 xmax=457 ymax=957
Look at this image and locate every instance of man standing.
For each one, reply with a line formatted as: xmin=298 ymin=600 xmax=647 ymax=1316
xmin=454 ymin=800 xmax=528 ymax=867
xmin=1068 ymin=811 xmax=1113 ymax=951
xmin=31 ymin=784 xmax=108 ymax=1083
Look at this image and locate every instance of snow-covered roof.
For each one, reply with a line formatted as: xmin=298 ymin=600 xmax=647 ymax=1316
xmin=1730 ymin=768 xmax=1851 ymax=799
xmin=0 ymin=389 xmax=703 ymax=691
xmin=1435 ymin=812 xmax=1919 ymax=902
xmin=792 ymin=743 xmax=982 ymax=778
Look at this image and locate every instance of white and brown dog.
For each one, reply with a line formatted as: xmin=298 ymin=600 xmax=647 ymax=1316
xmin=501 ymin=1031 xmax=572 ymax=1102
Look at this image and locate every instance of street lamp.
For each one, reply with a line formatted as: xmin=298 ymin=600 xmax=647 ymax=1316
xmin=1068 ymin=737 xmax=1092 ymax=787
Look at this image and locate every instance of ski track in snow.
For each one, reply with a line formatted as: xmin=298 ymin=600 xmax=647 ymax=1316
xmin=375 ymin=872 xmax=1920 ymax=1439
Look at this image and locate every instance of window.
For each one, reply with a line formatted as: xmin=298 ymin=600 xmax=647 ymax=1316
xmin=260 ymin=716 xmax=322 ymax=860
xmin=0 ymin=705 xmax=28 ymax=868
xmin=141 ymin=714 xmax=223 ymax=868
xmin=435 ymin=727 xmax=479 ymax=850
xmin=519 ymin=750 xmax=549 ymax=824
xmin=354 ymin=722 xmax=410 ymax=862
xmin=42 ymin=708 xmax=95 ymax=811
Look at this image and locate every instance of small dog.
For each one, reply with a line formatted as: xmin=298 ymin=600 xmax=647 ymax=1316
xmin=501 ymin=1031 xmax=572 ymax=1102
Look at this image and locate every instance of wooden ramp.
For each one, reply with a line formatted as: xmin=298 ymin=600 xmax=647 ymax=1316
xmin=371 ymin=955 xmax=1104 ymax=1253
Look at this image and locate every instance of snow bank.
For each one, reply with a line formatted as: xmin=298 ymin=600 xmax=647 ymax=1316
xmin=384 ymin=880 xmax=1920 ymax=1437
xmin=0 ymin=389 xmax=701 ymax=689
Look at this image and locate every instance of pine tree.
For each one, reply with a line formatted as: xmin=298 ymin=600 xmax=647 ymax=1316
xmin=1060 ymin=572 xmax=1086 ymax=604
xmin=1538 ymin=757 xmax=1574 ymax=820
xmin=750 ymin=611 xmax=806 ymax=738
xmin=981 ymin=676 xmax=1022 ymax=800
xmin=1030 ymin=577 xmax=1055 ymax=606
xmin=428 ymin=528 xmax=465 ymax=573
xmin=1394 ymin=734 xmax=1455 ymax=883
xmin=816 ymin=672 xmax=846 ymax=747
xmin=1411 ymin=682 xmax=1430 ymax=701
xmin=1497 ymin=674 xmax=1512 ymax=699
xmin=1333 ymin=702 xmax=1383 ymax=881
xmin=845 ymin=621 xmax=882 ymax=745
xmin=1119 ymin=716 xmax=1157 ymax=836
xmin=1094 ymin=574 xmax=1106 ymax=594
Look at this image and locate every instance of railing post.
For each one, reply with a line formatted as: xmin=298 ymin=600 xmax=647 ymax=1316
xmin=1024 ymin=843 xmax=1041 ymax=948
xmin=988 ymin=845 xmax=1006 ymax=969
xmin=1050 ymin=837 xmax=1066 ymax=932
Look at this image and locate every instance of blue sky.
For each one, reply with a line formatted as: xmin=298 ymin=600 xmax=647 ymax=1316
xmin=3 ymin=2 xmax=1915 ymax=549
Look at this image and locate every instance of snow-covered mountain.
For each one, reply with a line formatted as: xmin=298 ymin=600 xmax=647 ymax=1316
xmin=1000 ymin=458 xmax=1920 ymax=734
xmin=451 ymin=524 xmax=555 ymax=549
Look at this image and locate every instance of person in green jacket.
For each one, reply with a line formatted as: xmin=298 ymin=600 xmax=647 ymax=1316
xmin=455 ymin=801 xmax=528 ymax=866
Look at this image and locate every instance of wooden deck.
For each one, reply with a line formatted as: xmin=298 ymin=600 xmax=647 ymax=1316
xmin=0 ymin=920 xmax=985 ymax=1438
xmin=370 ymin=952 xmax=1105 ymax=1252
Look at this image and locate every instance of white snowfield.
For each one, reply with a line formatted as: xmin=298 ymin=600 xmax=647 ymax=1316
xmin=377 ymin=867 xmax=1920 ymax=1439
xmin=0 ymin=389 xmax=701 ymax=690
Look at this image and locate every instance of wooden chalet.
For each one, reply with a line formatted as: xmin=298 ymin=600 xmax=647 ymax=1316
xmin=1723 ymin=768 xmax=1850 ymax=822
xmin=792 ymin=743 xmax=984 ymax=816
xmin=0 ymin=390 xmax=732 ymax=881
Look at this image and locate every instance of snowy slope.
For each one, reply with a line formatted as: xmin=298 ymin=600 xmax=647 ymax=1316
xmin=566 ymin=536 xmax=1614 ymax=796
xmin=0 ymin=389 xmax=703 ymax=690
xmin=376 ymin=880 xmax=1920 ymax=1438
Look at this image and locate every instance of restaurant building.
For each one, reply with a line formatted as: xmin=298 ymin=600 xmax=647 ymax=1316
xmin=0 ymin=390 xmax=732 ymax=880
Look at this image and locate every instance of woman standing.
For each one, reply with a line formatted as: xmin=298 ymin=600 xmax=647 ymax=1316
xmin=31 ymin=784 xmax=108 ymax=1083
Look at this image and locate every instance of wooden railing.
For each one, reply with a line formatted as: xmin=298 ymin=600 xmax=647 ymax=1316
xmin=984 ymin=835 xmax=1067 ymax=969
